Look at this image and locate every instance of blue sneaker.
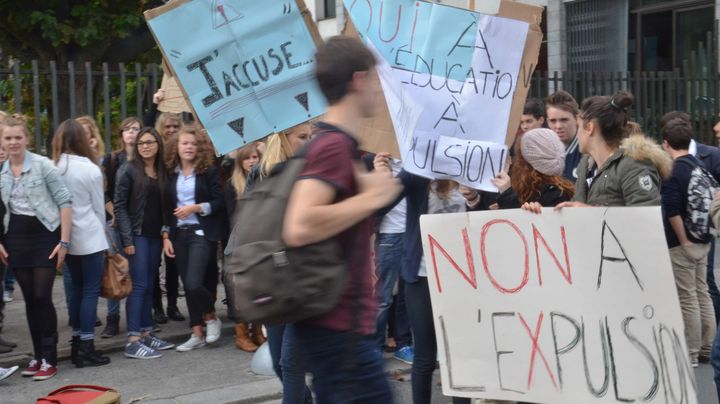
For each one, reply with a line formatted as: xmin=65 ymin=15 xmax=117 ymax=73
xmin=124 ymin=340 xmax=161 ymax=359
xmin=142 ymin=334 xmax=175 ymax=351
xmin=393 ymin=346 xmax=414 ymax=365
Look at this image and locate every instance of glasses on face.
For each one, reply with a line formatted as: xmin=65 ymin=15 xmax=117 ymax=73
xmin=137 ymin=140 xmax=158 ymax=148
xmin=123 ymin=127 xmax=140 ymax=133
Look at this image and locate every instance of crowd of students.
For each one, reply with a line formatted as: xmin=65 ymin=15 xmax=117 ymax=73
xmin=0 ymin=35 xmax=719 ymax=403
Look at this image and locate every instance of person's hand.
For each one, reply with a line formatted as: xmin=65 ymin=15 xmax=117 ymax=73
xmin=521 ymin=202 xmax=543 ymax=214
xmin=356 ymin=169 xmax=402 ymax=210
xmin=459 ymin=185 xmax=479 ymax=201
xmin=174 ymin=205 xmax=200 ymax=220
xmin=554 ymin=201 xmax=591 ymax=210
xmin=491 ymin=172 xmax=511 ymax=193
xmin=373 ymin=152 xmax=392 ymax=173
xmin=123 ymin=245 xmax=136 ymax=256
xmin=49 ymin=243 xmax=67 ymax=270
xmin=163 ymin=238 xmax=175 ymax=258
xmin=153 ymin=89 xmax=165 ymax=104
xmin=0 ymin=243 xmax=8 ymax=266
xmin=488 ymin=202 xmax=499 ymax=210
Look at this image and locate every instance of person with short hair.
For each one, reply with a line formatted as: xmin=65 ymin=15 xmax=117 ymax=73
xmin=661 ymin=117 xmax=717 ymax=367
xmin=520 ymin=98 xmax=546 ymax=133
xmin=546 ymin=90 xmax=582 ymax=180
xmin=282 ymin=36 xmax=402 ymax=403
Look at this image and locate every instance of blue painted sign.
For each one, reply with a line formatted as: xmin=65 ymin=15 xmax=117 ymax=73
xmin=146 ymin=0 xmax=325 ymax=154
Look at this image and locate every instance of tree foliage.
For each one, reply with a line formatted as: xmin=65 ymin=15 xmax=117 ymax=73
xmin=0 ymin=0 xmax=165 ymax=64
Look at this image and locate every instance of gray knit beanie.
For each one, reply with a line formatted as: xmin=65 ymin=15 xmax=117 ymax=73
xmin=520 ymin=128 xmax=566 ymax=176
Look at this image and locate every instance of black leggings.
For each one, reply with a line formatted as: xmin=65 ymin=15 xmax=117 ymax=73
xmin=405 ymin=277 xmax=470 ymax=404
xmin=14 ymin=267 xmax=58 ymax=364
xmin=154 ymin=255 xmax=179 ymax=309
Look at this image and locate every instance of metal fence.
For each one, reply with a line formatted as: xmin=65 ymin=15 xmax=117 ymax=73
xmin=0 ymin=61 xmax=161 ymax=153
xmin=526 ymin=70 xmax=719 ymax=145
xmin=1 ymin=59 xmax=720 ymax=153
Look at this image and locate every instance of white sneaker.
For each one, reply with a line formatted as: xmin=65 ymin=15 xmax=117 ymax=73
xmin=176 ymin=334 xmax=206 ymax=352
xmin=206 ymin=318 xmax=222 ymax=343
xmin=0 ymin=365 xmax=19 ymax=382
xmin=3 ymin=291 xmax=12 ymax=303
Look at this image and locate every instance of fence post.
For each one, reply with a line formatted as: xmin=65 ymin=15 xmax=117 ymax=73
xmin=12 ymin=61 xmax=21 ymax=113
xmin=85 ymin=62 xmax=93 ymax=116
xmin=135 ymin=63 xmax=143 ymax=119
xmin=50 ymin=61 xmax=59 ymax=131
xmin=119 ymin=62 xmax=127 ymax=121
xmin=31 ymin=60 xmax=41 ymax=152
xmin=69 ymin=61 xmax=76 ymax=118
xmin=103 ymin=63 xmax=111 ymax=148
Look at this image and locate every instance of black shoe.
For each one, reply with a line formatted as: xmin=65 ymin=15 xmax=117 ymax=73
xmin=166 ymin=306 xmax=185 ymax=322
xmin=100 ymin=314 xmax=120 ymax=339
xmin=70 ymin=336 xmax=80 ymax=365
xmin=0 ymin=344 xmax=11 ymax=354
xmin=76 ymin=339 xmax=110 ymax=368
xmin=95 ymin=316 xmax=102 ymax=327
xmin=0 ymin=335 xmax=17 ymax=348
xmin=153 ymin=307 xmax=168 ymax=324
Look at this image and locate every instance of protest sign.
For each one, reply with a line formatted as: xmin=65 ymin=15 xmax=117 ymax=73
xmin=343 ymin=0 xmax=542 ymax=191
xmin=145 ymin=0 xmax=325 ymax=155
xmin=420 ymin=207 xmax=697 ymax=403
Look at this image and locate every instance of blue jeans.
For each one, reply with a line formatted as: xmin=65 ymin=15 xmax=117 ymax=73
xmin=3 ymin=266 xmax=14 ymax=293
xmin=295 ymin=324 xmax=392 ymax=404
xmin=374 ymin=233 xmax=411 ymax=350
xmin=106 ymin=222 xmax=123 ymax=316
xmin=707 ymin=240 xmax=720 ymax=324
xmin=267 ymin=324 xmax=313 ymax=404
xmin=66 ymin=252 xmax=105 ymax=340
xmin=126 ymin=236 xmax=162 ymax=336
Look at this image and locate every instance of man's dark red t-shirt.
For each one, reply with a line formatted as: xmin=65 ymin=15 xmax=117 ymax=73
xmin=297 ymin=122 xmax=376 ymax=335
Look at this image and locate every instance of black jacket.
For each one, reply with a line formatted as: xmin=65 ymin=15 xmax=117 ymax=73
xmin=696 ymin=142 xmax=720 ymax=183
xmin=496 ymin=184 xmax=572 ymax=209
xmin=164 ymin=166 xmax=227 ymax=242
xmin=113 ymin=162 xmax=163 ymax=248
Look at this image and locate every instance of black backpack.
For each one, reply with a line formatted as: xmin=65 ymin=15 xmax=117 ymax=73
xmin=680 ymin=158 xmax=719 ymax=242
xmin=222 ymin=136 xmax=347 ymax=325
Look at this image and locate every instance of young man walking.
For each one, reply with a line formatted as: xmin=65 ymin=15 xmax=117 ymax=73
xmin=662 ymin=118 xmax=717 ymax=367
xmin=283 ymin=36 xmax=402 ymax=403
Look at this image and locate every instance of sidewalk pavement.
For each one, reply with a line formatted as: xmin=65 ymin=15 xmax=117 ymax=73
xmin=0 ymin=273 xmax=236 ymax=369
xmin=0 ymin=274 xmax=413 ymax=404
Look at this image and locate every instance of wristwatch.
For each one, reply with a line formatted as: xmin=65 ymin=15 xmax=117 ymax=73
xmin=59 ymin=240 xmax=72 ymax=249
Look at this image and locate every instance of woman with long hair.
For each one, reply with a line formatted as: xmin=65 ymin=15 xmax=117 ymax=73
xmin=99 ymin=116 xmax=141 ymax=338
xmin=115 ymin=127 xmax=175 ymax=359
xmin=53 ymin=119 xmax=110 ymax=368
xmin=75 ymin=116 xmax=105 ymax=160
xmin=152 ymin=111 xmax=185 ymax=325
xmin=231 ymin=123 xmax=313 ymax=403
xmin=493 ymin=128 xmax=575 ymax=209
xmin=0 ymin=116 xmax=72 ymax=380
xmin=163 ymin=125 xmax=227 ymax=352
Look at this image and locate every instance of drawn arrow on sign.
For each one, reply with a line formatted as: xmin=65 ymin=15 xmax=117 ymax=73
xmin=213 ymin=0 xmax=244 ymax=29
xmin=294 ymin=92 xmax=311 ymax=118
xmin=227 ymin=117 xmax=246 ymax=144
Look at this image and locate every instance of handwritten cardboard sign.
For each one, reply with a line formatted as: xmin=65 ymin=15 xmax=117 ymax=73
xmin=145 ymin=0 xmax=325 ymax=155
xmin=343 ymin=0 xmax=542 ymax=191
xmin=420 ymin=207 xmax=696 ymax=403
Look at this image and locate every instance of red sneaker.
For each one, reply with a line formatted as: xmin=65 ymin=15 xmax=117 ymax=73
xmin=21 ymin=359 xmax=40 ymax=376
xmin=32 ymin=360 xmax=57 ymax=381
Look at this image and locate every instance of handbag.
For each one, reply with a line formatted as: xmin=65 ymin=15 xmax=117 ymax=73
xmin=100 ymin=228 xmax=131 ymax=300
xmin=36 ymin=384 xmax=120 ymax=404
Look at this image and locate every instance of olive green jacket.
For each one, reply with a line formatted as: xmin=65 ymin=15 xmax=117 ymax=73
xmin=574 ymin=135 xmax=672 ymax=207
